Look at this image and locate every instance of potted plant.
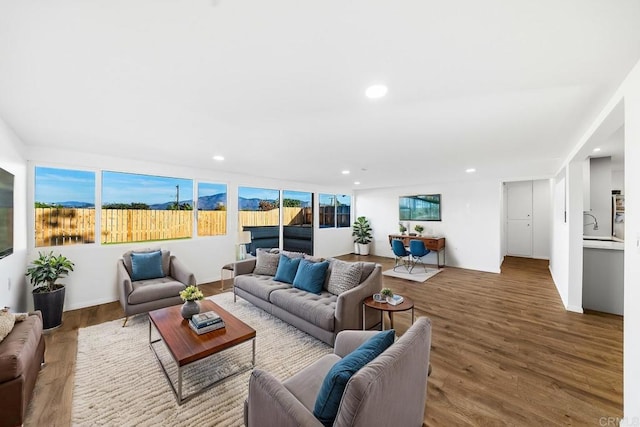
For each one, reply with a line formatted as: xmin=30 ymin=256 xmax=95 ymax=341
xmin=352 ymin=216 xmax=373 ymax=255
xmin=179 ymin=285 xmax=204 ymax=319
xmin=25 ymin=251 xmax=75 ymax=330
xmin=414 ymin=224 xmax=424 ymax=236
xmin=381 ymin=287 xmax=394 ymax=299
xmin=398 ymin=223 xmax=407 ymax=235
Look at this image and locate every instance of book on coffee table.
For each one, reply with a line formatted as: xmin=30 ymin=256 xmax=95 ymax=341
xmin=192 ymin=310 xmax=222 ymax=327
xmin=387 ymin=295 xmax=404 ymax=306
xmin=189 ymin=318 xmax=225 ymax=335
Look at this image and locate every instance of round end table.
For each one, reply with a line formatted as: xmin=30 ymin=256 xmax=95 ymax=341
xmin=362 ymin=295 xmax=415 ymax=330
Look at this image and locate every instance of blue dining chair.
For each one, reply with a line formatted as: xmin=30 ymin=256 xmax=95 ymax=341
xmin=409 ymin=239 xmax=431 ymax=273
xmin=391 ymin=239 xmax=412 ymax=271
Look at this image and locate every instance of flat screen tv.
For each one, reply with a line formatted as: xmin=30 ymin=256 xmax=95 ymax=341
xmin=0 ymin=167 xmax=14 ymax=259
xmin=399 ymin=194 xmax=441 ymax=221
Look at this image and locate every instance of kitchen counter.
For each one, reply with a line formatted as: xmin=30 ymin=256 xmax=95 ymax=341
xmin=582 ymin=243 xmax=624 ymax=315
xmin=583 ymin=235 xmax=624 ymax=250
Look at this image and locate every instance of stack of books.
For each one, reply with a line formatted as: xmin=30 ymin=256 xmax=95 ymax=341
xmin=189 ymin=310 xmax=225 ymax=335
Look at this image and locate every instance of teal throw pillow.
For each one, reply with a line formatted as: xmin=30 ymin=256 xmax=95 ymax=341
xmin=274 ymin=254 xmax=301 ymax=284
xmin=293 ymin=259 xmax=329 ymax=294
xmin=130 ymin=250 xmax=165 ymax=281
xmin=313 ymin=330 xmax=395 ymax=426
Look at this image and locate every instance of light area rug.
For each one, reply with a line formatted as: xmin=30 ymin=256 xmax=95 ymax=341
xmin=382 ymin=267 xmax=442 ymax=282
xmin=72 ymin=292 xmax=332 ymax=426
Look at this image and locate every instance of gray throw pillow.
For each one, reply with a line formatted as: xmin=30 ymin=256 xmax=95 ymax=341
xmin=253 ymin=251 xmax=280 ymax=276
xmin=327 ymin=260 xmax=363 ymax=295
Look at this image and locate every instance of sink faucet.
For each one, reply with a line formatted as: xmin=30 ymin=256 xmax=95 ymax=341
xmin=583 ymin=212 xmax=599 ymax=230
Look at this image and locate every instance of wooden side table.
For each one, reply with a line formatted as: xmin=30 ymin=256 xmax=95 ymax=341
xmin=362 ymin=295 xmax=415 ymax=331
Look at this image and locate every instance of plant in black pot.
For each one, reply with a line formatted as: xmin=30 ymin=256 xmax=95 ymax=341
xmin=26 ymin=251 xmax=75 ymax=330
xmin=352 ymin=216 xmax=373 ymax=255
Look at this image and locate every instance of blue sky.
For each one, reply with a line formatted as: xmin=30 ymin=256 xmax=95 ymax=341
xmin=35 ymin=167 xmax=95 ymax=204
xmin=238 ymin=186 xmax=279 ymax=200
xmin=102 ymin=171 xmax=193 ymax=204
xmin=198 ymin=182 xmax=227 ymax=197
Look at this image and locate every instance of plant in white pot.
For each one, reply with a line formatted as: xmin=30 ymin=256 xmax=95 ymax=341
xmin=25 ymin=251 xmax=75 ymax=330
xmin=352 ymin=216 xmax=373 ymax=255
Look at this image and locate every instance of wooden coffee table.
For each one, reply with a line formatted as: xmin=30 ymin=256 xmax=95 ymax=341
xmin=148 ymin=299 xmax=256 ymax=405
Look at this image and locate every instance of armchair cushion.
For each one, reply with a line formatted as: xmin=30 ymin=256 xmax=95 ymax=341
xmin=313 ymin=330 xmax=395 ymax=426
xmin=130 ymin=250 xmax=164 ymax=281
xmin=123 ymin=247 xmax=170 ymax=277
xmin=274 ymin=255 xmax=301 ymax=284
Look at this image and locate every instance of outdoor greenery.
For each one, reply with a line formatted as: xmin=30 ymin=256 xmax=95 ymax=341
xmin=25 ymin=251 xmax=75 ymax=293
xmin=352 ymin=216 xmax=373 ymax=244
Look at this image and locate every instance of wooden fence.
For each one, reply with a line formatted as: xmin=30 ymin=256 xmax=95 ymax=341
xmin=35 ymin=207 xmax=309 ymax=246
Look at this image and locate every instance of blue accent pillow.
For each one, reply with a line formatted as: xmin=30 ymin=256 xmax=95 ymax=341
xmin=130 ymin=250 xmax=165 ymax=281
xmin=313 ymin=330 xmax=395 ymax=426
xmin=293 ymin=259 xmax=329 ymax=294
xmin=274 ymin=254 xmax=301 ymax=284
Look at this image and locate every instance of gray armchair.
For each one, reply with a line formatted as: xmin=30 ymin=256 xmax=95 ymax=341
xmin=118 ymin=248 xmax=196 ymax=326
xmin=245 ymin=317 xmax=432 ymax=427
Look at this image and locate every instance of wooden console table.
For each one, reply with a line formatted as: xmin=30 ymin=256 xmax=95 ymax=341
xmin=388 ymin=234 xmax=446 ymax=268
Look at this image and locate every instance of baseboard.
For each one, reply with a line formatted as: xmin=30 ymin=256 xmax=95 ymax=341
xmin=567 ymin=305 xmax=584 ymax=314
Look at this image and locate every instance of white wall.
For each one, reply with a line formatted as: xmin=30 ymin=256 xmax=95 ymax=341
xmin=623 ymin=60 xmax=640 ymax=423
xmin=549 ymin=58 xmax=640 ymax=421
xmin=23 ymin=147 xmax=354 ymax=311
xmin=532 ymin=179 xmax=551 ymax=259
xmin=549 ymin=171 xmax=569 ymax=306
xmin=0 ymin=116 xmax=28 ymax=311
xmin=588 ymin=157 xmax=612 ymax=237
xmin=355 ymin=179 xmax=502 ymax=273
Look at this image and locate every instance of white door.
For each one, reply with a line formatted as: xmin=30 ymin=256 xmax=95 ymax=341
xmin=507 ymin=181 xmax=533 ymax=220
xmin=507 ymin=220 xmax=532 ymax=256
xmin=506 ymin=181 xmax=533 ymax=257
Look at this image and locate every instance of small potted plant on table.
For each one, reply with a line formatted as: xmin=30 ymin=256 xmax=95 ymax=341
xmin=381 ymin=287 xmax=394 ymax=301
xmin=398 ymin=223 xmax=407 ymax=235
xmin=414 ymin=224 xmax=424 ymax=236
xmin=179 ymin=285 xmax=204 ymax=319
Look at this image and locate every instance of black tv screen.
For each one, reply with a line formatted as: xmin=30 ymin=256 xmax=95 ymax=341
xmin=0 ymin=167 xmax=13 ymax=259
xmin=399 ymin=194 xmax=441 ymax=221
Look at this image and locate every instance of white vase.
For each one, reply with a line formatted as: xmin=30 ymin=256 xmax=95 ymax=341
xmin=354 ymin=243 xmax=360 ymax=255
xmin=358 ymin=243 xmax=370 ymax=255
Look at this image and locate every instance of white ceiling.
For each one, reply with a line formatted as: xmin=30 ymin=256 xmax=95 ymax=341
xmin=1 ymin=0 xmax=639 ymax=189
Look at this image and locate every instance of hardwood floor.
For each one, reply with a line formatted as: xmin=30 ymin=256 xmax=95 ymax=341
xmin=24 ymin=255 xmax=622 ymax=426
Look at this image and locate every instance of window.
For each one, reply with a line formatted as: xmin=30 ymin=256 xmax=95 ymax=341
xmin=283 ymin=190 xmax=313 ymax=254
xmin=336 ymin=195 xmax=351 ymax=228
xmin=238 ymin=186 xmax=280 ymax=253
xmin=101 ymin=171 xmax=193 ymax=244
xmin=197 ymin=182 xmax=227 ymax=236
xmin=34 ymin=166 xmax=96 ymax=247
xmin=319 ymin=194 xmax=335 ymax=228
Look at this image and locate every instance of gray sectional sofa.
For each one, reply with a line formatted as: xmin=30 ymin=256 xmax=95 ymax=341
xmin=232 ymin=252 xmax=382 ymax=345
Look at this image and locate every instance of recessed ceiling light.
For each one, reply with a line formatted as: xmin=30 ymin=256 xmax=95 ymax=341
xmin=466 ymin=168 xmax=476 ymax=173
xmin=365 ymin=85 xmax=388 ymax=99
xmin=354 ymin=181 xmax=361 ymax=185
xmin=342 ymin=170 xmax=350 ymax=175
xmin=593 ymin=148 xmax=601 ymax=153
xmin=212 ymin=155 xmax=224 ymax=161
